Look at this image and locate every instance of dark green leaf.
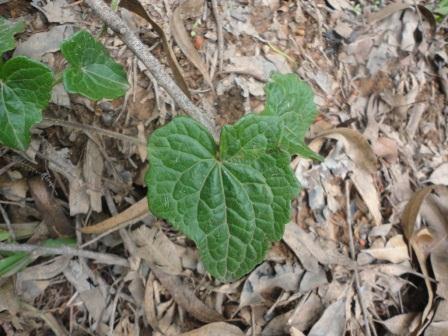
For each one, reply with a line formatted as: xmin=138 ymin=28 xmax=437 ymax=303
xmin=262 ymin=73 xmax=322 ymax=160
xmin=146 ymin=116 xmax=298 ymax=281
xmin=61 ymin=30 xmax=128 ymax=100
xmin=0 ymin=56 xmax=53 ymax=150
xmin=0 ymin=17 xmax=25 ymax=55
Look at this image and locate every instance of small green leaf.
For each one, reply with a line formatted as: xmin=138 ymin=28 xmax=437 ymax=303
xmin=0 ymin=17 xmax=25 ymax=55
xmin=262 ymin=73 xmax=322 ymax=160
xmin=61 ymin=30 xmax=128 ymax=100
xmin=0 ymin=56 xmax=53 ymax=150
xmin=146 ymin=116 xmax=298 ymax=281
xmin=435 ymin=0 xmax=448 ymax=17
xmin=0 ymin=229 xmax=10 ymax=241
xmin=0 ymin=252 xmax=30 ymax=278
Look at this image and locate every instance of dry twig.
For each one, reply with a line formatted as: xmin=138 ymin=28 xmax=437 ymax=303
xmin=211 ymin=0 xmax=223 ymax=73
xmin=346 ymin=181 xmax=372 ymax=336
xmin=84 ymin=0 xmax=217 ymax=137
xmin=0 ymin=242 xmax=129 ymax=267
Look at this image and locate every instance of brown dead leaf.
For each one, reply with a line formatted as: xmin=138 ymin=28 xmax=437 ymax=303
xmin=362 ymin=235 xmax=409 ymax=263
xmin=83 ymin=139 xmax=104 ymax=213
xmin=131 ymin=225 xmax=183 ymax=275
xmin=382 ymin=312 xmax=420 ymax=335
xmin=429 ymin=163 xmax=448 ymax=186
xmin=179 ymin=322 xmax=244 ymax=336
xmin=288 ymin=293 xmax=324 ymax=332
xmin=314 ymin=128 xmax=377 ymax=174
xmin=308 ymin=298 xmax=346 ymax=336
xmin=80 ymin=197 xmax=148 ymax=234
xmin=28 ymin=177 xmax=73 ymax=238
xmin=0 ymin=177 xmax=28 ymax=201
xmin=116 ymin=0 xmax=190 ymax=96
xmin=239 ymin=262 xmax=302 ymax=308
xmin=171 ymin=0 xmax=214 ymax=90
xmin=401 ymin=186 xmax=448 ymax=326
xmin=283 ymin=223 xmax=354 ymax=268
xmin=401 ymin=186 xmax=433 ymax=240
xmin=42 ymin=146 xmax=89 ymax=216
xmin=152 ymin=268 xmax=224 ymax=323
xmin=351 ymin=166 xmax=382 ymax=226
xmin=372 ymin=137 xmax=398 ymax=163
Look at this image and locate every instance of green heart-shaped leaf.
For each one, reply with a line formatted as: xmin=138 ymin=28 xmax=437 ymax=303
xmin=61 ymin=30 xmax=128 ymax=100
xmin=0 ymin=16 xmax=25 ymax=55
xmin=262 ymin=73 xmax=322 ymax=160
xmin=146 ymin=73 xmax=319 ymax=281
xmin=0 ymin=56 xmax=53 ymax=150
xmin=146 ymin=115 xmax=299 ymax=281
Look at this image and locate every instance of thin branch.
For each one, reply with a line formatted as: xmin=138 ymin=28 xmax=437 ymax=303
xmin=84 ymin=0 xmax=217 ymax=138
xmin=0 ymin=242 xmax=128 ymax=267
xmin=345 ymin=181 xmax=372 ymax=336
xmin=41 ymin=118 xmax=144 ymax=145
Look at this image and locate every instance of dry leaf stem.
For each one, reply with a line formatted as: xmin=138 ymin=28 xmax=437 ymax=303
xmin=84 ymin=0 xmax=217 ymax=137
xmin=346 ymin=181 xmax=372 ymax=336
xmin=0 ymin=242 xmax=129 ymax=267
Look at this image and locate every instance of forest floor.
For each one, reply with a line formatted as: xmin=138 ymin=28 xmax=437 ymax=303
xmin=0 ymin=0 xmax=447 ymax=335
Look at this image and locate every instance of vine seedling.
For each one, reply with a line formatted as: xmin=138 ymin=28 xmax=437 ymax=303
xmin=0 ymin=17 xmax=128 ymax=150
xmin=145 ymin=73 xmax=321 ymax=281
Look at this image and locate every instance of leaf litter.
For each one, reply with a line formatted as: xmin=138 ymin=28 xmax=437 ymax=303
xmin=0 ymin=0 xmax=447 ymax=335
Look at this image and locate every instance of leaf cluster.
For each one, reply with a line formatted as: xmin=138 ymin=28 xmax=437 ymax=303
xmin=0 ymin=20 xmax=128 ymax=150
xmin=146 ymin=73 xmax=319 ymax=281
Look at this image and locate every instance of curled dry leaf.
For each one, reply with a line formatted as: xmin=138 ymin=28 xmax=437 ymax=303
xmin=308 ymin=298 xmax=346 ymax=336
xmin=152 ymin=268 xmax=224 ymax=323
xmin=239 ymin=262 xmax=302 ymax=308
xmin=314 ymin=127 xmax=381 ymax=225
xmin=28 ymin=177 xmax=73 ymax=238
xmin=179 ymin=322 xmax=244 ymax=336
xmin=82 ymin=139 xmax=104 ymax=213
xmin=130 ymin=225 xmax=183 ymax=275
xmin=171 ymin=0 xmax=214 ymax=90
xmin=116 ymin=0 xmax=190 ymax=96
xmin=362 ymin=235 xmax=409 ymax=264
xmin=80 ymin=197 xmax=148 ymax=234
xmin=314 ymin=128 xmax=377 ymax=174
xmin=401 ymin=186 xmax=448 ymax=327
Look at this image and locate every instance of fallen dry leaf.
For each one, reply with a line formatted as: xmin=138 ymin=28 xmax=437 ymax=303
xmin=171 ymin=0 xmax=214 ymax=90
xmin=239 ymin=262 xmax=302 ymax=308
xmin=28 ymin=177 xmax=73 ymax=238
xmin=179 ymin=322 xmax=244 ymax=336
xmin=83 ymin=139 xmax=104 ymax=213
xmin=14 ymin=25 xmax=74 ymax=60
xmin=131 ymin=225 xmax=183 ymax=275
xmin=80 ymin=197 xmax=148 ymax=234
xmin=382 ymin=312 xmax=420 ymax=335
xmin=362 ymin=235 xmax=409 ymax=264
xmin=308 ymin=298 xmax=346 ymax=336
xmin=401 ymin=186 xmax=448 ymax=327
xmin=32 ymin=0 xmax=78 ymax=23
xmin=152 ymin=268 xmax=224 ymax=323
xmin=117 ymin=0 xmax=190 ymax=96
xmin=314 ymin=128 xmax=377 ymax=174
xmin=429 ymin=163 xmax=448 ymax=186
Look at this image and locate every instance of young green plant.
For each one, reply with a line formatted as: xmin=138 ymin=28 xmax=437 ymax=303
xmin=0 ymin=19 xmax=128 ymax=150
xmin=145 ymin=73 xmax=320 ymax=281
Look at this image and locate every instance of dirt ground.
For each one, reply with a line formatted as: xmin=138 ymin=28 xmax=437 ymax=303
xmin=0 ymin=0 xmax=447 ymax=335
